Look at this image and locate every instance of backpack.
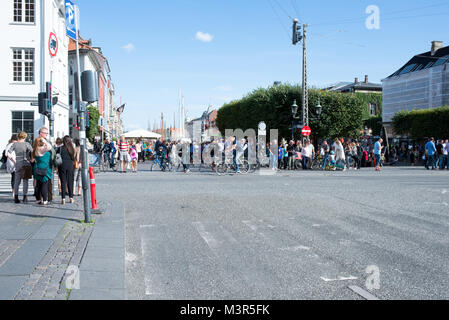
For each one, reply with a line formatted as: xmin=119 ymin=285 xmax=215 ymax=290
xmin=1 ymin=150 xmax=6 ymax=164
xmin=54 ymin=147 xmax=63 ymax=167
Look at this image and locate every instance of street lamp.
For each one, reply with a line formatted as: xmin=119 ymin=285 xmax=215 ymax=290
xmin=291 ymin=100 xmax=300 ymax=119
xmin=315 ymin=96 xmax=322 ymax=117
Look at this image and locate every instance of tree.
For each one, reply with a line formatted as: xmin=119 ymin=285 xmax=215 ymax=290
xmin=86 ymin=105 xmax=100 ymax=143
xmin=216 ymin=84 xmax=366 ymax=141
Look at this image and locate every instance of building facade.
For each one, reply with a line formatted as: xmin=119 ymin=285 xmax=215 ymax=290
xmin=0 ymin=0 xmax=69 ymax=145
xmin=382 ymin=41 xmax=449 ymax=129
xmin=68 ymin=36 xmax=121 ymax=140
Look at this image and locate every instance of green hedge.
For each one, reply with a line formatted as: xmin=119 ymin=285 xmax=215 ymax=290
xmin=392 ymin=106 xmax=449 ymax=139
xmin=216 ymin=84 xmax=374 ymax=141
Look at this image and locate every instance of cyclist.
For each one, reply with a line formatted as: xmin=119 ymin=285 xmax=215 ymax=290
xmin=101 ymin=139 xmax=112 ymax=167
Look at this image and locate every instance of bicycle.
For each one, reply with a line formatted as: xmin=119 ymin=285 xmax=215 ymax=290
xmin=100 ymin=152 xmax=117 ymax=172
xmin=151 ymin=153 xmax=168 ymax=171
xmin=215 ymin=158 xmax=250 ymax=175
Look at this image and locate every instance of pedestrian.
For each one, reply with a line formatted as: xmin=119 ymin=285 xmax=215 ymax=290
xmin=4 ymin=134 xmax=18 ymax=198
xmin=374 ymin=138 xmax=384 ymax=171
xmin=57 ymin=136 xmax=76 ymax=204
xmin=130 ymin=143 xmax=138 ymax=172
xmin=436 ymin=139 xmax=444 ymax=170
xmin=321 ymin=140 xmax=330 ymax=170
xmin=31 ymin=137 xmax=52 ymax=205
xmin=55 ymin=137 xmax=63 ymax=195
xmin=278 ymin=143 xmax=284 ymax=170
xmin=444 ymin=139 xmax=449 ymax=170
xmin=425 ymin=138 xmax=437 ymax=170
xmin=73 ymin=138 xmax=82 ymax=196
xmin=8 ymin=131 xmax=33 ymax=203
xmin=301 ymin=140 xmax=311 ymax=170
xmin=118 ymin=135 xmax=130 ymax=173
xmin=333 ymin=138 xmax=346 ymax=171
xmin=287 ymin=140 xmax=295 ymax=170
xmin=37 ymin=127 xmax=55 ymax=203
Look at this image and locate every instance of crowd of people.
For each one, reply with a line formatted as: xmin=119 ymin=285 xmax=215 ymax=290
xmin=4 ymin=133 xmax=446 ymax=199
xmin=2 ymin=127 xmax=81 ymax=205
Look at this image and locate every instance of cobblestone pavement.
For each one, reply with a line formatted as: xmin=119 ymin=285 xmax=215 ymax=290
xmin=13 ymin=222 xmax=93 ymax=300
xmin=0 ymin=177 xmax=96 ymax=300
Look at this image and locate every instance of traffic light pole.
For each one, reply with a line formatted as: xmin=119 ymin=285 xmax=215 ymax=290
xmin=74 ymin=9 xmax=91 ymax=224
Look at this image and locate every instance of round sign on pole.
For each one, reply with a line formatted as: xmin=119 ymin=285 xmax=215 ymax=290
xmin=48 ymin=32 xmax=58 ymax=57
xmin=302 ymin=126 xmax=312 ymax=137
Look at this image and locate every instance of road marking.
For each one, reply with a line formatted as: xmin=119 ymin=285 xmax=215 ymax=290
xmin=442 ymin=189 xmax=447 ymax=194
xmin=348 ymin=285 xmax=380 ymax=300
xmin=192 ymin=222 xmax=219 ymax=254
xmin=279 ymin=245 xmax=311 ymax=252
xmin=139 ymin=224 xmax=163 ymax=296
xmin=320 ymin=275 xmax=358 ymax=282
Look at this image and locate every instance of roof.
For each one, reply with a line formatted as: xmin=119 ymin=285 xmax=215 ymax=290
xmin=336 ymin=81 xmax=382 ymax=92
xmin=387 ymin=45 xmax=449 ymax=78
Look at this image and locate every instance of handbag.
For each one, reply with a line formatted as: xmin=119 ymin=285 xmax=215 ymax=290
xmin=20 ymin=150 xmax=32 ymax=179
xmin=73 ymin=161 xmax=79 ymax=169
xmin=35 ymin=167 xmax=47 ymax=177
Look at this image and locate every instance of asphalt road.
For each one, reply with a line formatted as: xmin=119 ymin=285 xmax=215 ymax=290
xmin=95 ymin=164 xmax=449 ymax=300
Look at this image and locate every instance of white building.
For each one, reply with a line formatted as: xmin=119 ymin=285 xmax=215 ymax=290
xmin=0 ymin=0 xmax=69 ymax=146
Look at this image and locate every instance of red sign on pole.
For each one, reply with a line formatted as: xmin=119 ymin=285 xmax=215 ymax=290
xmin=302 ymin=126 xmax=312 ymax=136
xmin=48 ymin=32 xmax=58 ymax=57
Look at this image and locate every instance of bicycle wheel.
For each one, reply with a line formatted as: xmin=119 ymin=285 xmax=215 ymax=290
xmin=294 ymin=159 xmax=302 ymax=170
xmin=215 ymin=163 xmax=227 ymax=176
xmin=239 ymin=159 xmax=250 ymax=174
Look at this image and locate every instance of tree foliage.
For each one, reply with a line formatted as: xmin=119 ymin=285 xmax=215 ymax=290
xmin=216 ymin=84 xmax=369 ymax=141
xmin=86 ymin=105 xmax=100 ymax=143
xmin=392 ymin=106 xmax=449 ymax=139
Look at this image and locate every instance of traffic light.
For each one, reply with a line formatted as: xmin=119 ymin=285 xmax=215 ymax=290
xmin=292 ymin=19 xmax=302 ymax=45
xmin=38 ymin=82 xmax=53 ymax=115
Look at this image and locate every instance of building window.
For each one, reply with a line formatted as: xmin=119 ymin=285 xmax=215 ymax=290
xmin=13 ymin=0 xmax=35 ymax=23
xmin=69 ymin=86 xmax=73 ymax=107
xmin=12 ymin=48 xmax=34 ymax=83
xmin=12 ymin=111 xmax=34 ymax=143
xmin=369 ymin=103 xmax=377 ymax=116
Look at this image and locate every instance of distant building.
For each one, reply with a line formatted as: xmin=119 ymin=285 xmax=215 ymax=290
xmin=382 ymin=41 xmax=449 ymax=133
xmin=324 ymin=76 xmax=382 ymax=117
xmin=325 ymin=75 xmax=382 ymax=94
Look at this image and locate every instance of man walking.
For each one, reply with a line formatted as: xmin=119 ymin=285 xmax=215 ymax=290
xmin=118 ymin=135 xmax=130 ymax=173
xmin=374 ymin=138 xmax=383 ymax=171
xmin=425 ymin=138 xmax=437 ymax=170
xmin=287 ymin=140 xmax=295 ymax=170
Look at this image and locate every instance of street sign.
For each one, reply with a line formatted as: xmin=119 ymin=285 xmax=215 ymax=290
xmin=302 ymin=125 xmax=311 ymax=136
xmin=48 ymin=32 xmax=58 ymax=57
xmin=65 ymin=0 xmax=77 ymax=40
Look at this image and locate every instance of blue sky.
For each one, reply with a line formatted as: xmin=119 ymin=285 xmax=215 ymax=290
xmin=75 ymin=0 xmax=449 ymax=131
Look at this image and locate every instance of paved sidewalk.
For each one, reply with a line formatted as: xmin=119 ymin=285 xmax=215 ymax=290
xmin=0 ymin=174 xmax=125 ymax=300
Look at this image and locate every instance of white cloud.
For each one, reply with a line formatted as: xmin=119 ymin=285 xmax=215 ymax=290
xmin=195 ymin=31 xmax=213 ymax=43
xmin=122 ymin=43 xmax=135 ymax=53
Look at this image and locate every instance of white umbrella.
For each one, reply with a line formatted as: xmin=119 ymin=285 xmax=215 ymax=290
xmin=122 ymin=129 xmax=161 ymax=139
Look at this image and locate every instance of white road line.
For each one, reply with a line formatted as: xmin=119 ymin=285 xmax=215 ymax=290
xmin=139 ymin=224 xmax=161 ymax=296
xmin=279 ymin=245 xmax=311 ymax=252
xmin=192 ymin=222 xmax=219 ymax=254
xmin=348 ymin=285 xmax=380 ymax=300
xmin=320 ymin=275 xmax=358 ymax=282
